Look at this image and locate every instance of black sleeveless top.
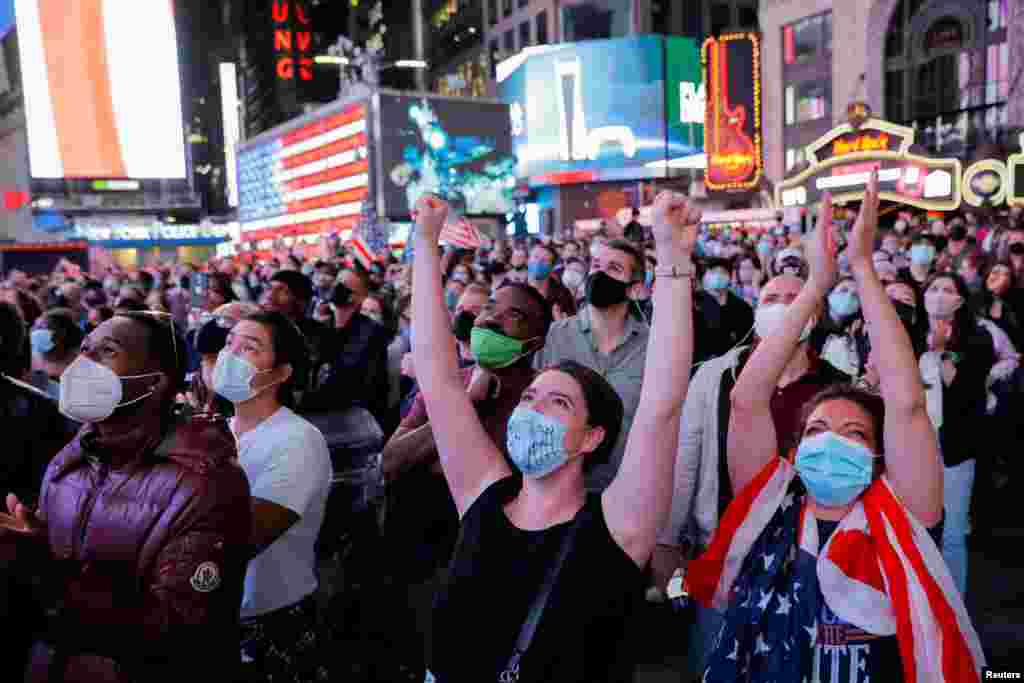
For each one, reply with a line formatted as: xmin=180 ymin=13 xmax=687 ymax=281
xmin=430 ymin=477 xmax=645 ymax=683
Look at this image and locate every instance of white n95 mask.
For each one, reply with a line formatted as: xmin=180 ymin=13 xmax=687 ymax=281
xmin=59 ymin=355 xmax=162 ymax=423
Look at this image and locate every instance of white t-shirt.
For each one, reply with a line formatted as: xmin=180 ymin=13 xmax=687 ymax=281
xmin=233 ymin=406 xmax=333 ymax=618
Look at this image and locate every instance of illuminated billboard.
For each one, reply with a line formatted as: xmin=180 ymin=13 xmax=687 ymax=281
xmin=703 ymin=33 xmax=763 ymax=192
xmin=237 ymin=102 xmax=370 ymax=243
xmin=497 ymin=36 xmax=704 ymax=186
xmin=776 ymin=106 xmax=965 ymax=211
xmin=379 ymin=93 xmax=516 ymax=217
xmin=665 ymin=37 xmax=706 ymax=171
xmin=15 ymin=0 xmax=188 ymax=180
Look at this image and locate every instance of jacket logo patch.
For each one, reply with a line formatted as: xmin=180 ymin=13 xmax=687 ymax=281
xmin=190 ymin=561 xmax=221 ymax=593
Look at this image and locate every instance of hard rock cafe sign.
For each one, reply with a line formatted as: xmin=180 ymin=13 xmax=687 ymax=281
xmin=703 ymin=33 xmax=764 ymax=193
xmin=776 ymin=102 xmax=1024 ymax=211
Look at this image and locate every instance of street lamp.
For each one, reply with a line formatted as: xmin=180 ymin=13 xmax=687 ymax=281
xmin=314 ymin=51 xmax=428 ymax=97
xmin=314 ymin=55 xmax=349 ymax=66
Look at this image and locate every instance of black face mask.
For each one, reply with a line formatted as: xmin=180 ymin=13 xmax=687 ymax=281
xmin=330 ymin=283 xmax=353 ymax=307
xmin=933 ymin=236 xmax=949 ymax=253
xmin=585 ymin=271 xmax=629 ymax=309
xmin=950 ymin=226 xmax=968 ymax=242
xmin=1010 ymin=243 xmax=1024 ymax=256
xmin=892 ymin=300 xmax=917 ymax=331
xmin=452 ymin=310 xmax=477 ymax=342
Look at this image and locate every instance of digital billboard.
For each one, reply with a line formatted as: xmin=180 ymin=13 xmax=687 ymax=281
xmin=703 ymin=33 xmax=763 ymax=193
xmin=665 ymin=37 xmax=705 ymax=170
xmin=497 ymin=35 xmax=704 ymax=186
xmin=15 ymin=0 xmax=188 ymax=180
xmin=498 ymin=36 xmax=668 ymax=185
xmin=379 ymin=93 xmax=516 ymax=217
xmin=237 ymin=101 xmax=371 ymax=242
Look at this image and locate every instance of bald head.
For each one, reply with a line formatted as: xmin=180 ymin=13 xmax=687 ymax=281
xmin=759 ymin=274 xmax=805 ymax=306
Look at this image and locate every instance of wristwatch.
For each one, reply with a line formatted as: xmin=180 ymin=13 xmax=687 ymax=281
xmin=654 ymin=264 xmax=696 ymax=279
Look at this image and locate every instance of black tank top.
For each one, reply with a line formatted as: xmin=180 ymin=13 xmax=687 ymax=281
xmin=431 ymin=477 xmax=645 ymax=682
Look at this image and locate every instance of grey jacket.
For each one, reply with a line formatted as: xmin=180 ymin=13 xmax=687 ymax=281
xmin=658 ymin=345 xmax=749 ymax=551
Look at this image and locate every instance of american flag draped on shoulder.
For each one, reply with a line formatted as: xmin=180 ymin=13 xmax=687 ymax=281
xmin=685 ymin=457 xmax=985 ymax=683
xmin=350 ymin=202 xmax=389 ymax=269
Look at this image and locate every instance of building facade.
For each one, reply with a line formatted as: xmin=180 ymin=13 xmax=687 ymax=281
xmin=761 ymin=0 xmax=1024 ymax=185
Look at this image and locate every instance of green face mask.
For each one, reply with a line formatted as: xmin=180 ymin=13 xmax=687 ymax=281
xmin=470 ymin=327 xmax=535 ymax=369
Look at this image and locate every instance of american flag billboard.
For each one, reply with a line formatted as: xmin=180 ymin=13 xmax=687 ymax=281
xmin=237 ymin=101 xmax=371 ymax=244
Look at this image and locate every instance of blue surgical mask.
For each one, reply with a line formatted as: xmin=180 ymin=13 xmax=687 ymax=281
xmin=794 ymin=431 xmax=876 ymax=507
xmin=445 ymin=289 xmax=460 ymax=311
xmin=506 ymin=406 xmax=572 ymax=479
xmin=528 ymin=261 xmax=553 ymax=281
xmin=828 ymin=290 xmax=861 ymax=319
xmin=30 ymin=328 xmax=55 ymax=355
xmin=212 ymin=350 xmax=277 ymax=404
xmin=702 ymin=271 xmax=730 ymax=291
xmin=910 ymin=244 xmax=936 ymax=266
xmin=757 ymin=241 xmax=772 ymax=257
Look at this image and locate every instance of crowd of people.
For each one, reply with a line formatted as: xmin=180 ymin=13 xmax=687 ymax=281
xmin=0 ymin=175 xmax=1017 ymax=682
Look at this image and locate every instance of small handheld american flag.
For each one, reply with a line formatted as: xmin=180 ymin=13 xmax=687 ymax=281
xmin=440 ymin=215 xmax=483 ymax=250
xmin=351 ymin=202 xmax=388 ymax=269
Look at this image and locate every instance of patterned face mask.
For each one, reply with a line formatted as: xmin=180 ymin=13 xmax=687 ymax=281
xmin=505 ymin=406 xmax=572 ymax=479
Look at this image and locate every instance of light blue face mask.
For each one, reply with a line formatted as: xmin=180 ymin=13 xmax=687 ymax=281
xmin=794 ymin=431 xmax=876 ymax=507
xmin=30 ymin=328 xmax=55 ymax=355
xmin=828 ymin=289 xmax=861 ymax=319
xmin=703 ymin=270 xmax=730 ymax=291
xmin=528 ymin=261 xmax=553 ymax=281
xmin=506 ymin=406 xmax=572 ymax=479
xmin=445 ymin=289 xmax=460 ymax=311
xmin=212 ymin=350 xmax=277 ymax=404
xmin=910 ymin=244 xmax=936 ymax=266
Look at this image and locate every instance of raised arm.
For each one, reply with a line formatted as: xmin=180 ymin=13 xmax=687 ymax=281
xmin=846 ymin=174 xmax=942 ymax=526
xmin=603 ymin=191 xmax=699 ymax=567
xmin=410 ymin=196 xmax=512 ymax=517
xmin=728 ymin=197 xmax=837 ymax=493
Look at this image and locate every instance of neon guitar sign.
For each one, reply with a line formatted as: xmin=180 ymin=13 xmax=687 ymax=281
xmin=702 ymin=33 xmax=763 ymax=192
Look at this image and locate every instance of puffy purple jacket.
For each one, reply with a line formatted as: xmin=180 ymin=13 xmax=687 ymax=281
xmin=24 ymin=414 xmax=251 ymax=683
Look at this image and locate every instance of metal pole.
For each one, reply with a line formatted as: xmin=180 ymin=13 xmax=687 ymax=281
xmin=411 ymin=0 xmax=427 ymax=91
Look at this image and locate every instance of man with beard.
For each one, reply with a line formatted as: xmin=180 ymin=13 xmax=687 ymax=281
xmin=533 ymin=239 xmax=649 ymax=493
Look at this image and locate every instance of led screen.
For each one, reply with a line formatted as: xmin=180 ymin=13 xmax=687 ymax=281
xmin=665 ymin=36 xmax=705 ymax=168
xmin=498 ymin=36 xmax=674 ymax=185
xmin=237 ymin=102 xmax=370 ymax=242
xmin=379 ymin=93 xmax=516 ymax=217
xmin=15 ymin=0 xmax=187 ymax=179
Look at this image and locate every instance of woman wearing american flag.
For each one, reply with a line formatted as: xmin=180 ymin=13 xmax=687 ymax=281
xmin=686 ymin=172 xmax=986 ymax=683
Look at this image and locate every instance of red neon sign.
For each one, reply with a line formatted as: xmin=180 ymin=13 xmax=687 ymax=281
xmin=702 ymin=33 xmax=763 ymax=193
xmin=274 ymin=0 xmax=313 ymax=82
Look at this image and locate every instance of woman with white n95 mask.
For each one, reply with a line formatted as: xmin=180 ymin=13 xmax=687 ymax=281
xmin=411 ymin=191 xmax=699 ymax=682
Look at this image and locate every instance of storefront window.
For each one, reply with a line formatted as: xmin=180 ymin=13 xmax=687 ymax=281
xmin=562 ymin=0 xmax=631 ymax=42
xmin=519 ymin=21 xmax=531 ymax=49
xmin=503 ymin=0 xmax=512 ymax=18
xmin=988 ymin=0 xmax=1008 ymax=31
xmin=504 ymin=29 xmax=515 ymax=54
xmin=785 ymin=147 xmax=806 ymax=172
xmin=783 ymin=13 xmax=831 ymax=66
xmin=986 ymin=42 xmax=1010 ymax=103
xmin=536 ymin=11 xmax=548 ymax=45
xmin=885 ymin=0 xmax=1009 ymax=155
xmin=489 ymin=0 xmax=498 ymax=26
xmin=785 ymin=82 xmax=829 ymax=124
